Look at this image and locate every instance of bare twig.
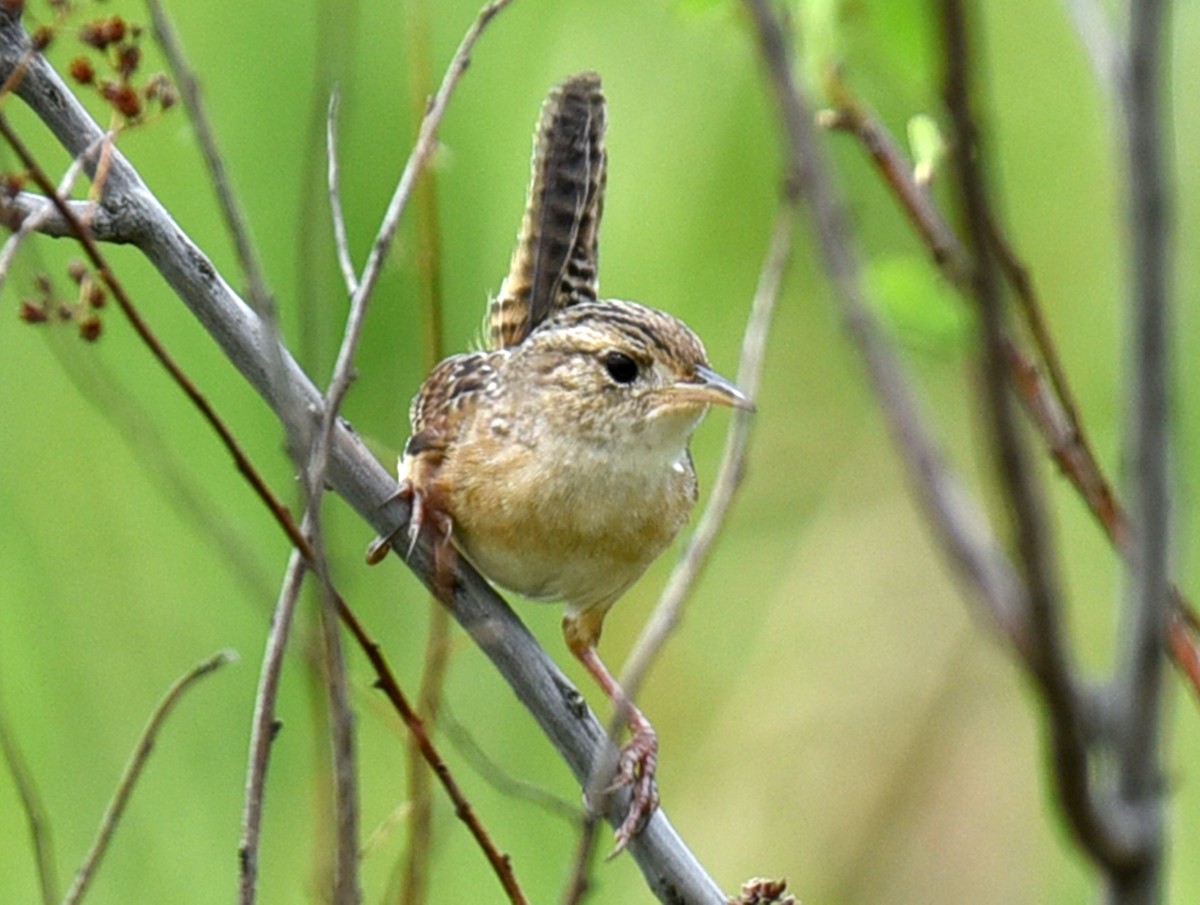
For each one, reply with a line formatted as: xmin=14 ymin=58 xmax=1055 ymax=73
xmin=559 ymin=813 xmax=602 ymax=905
xmin=620 ymin=203 xmax=793 ymax=707
xmin=1110 ymin=0 xmax=1174 ymax=898
xmin=333 ymin=599 xmax=530 ymax=905
xmin=144 ymin=0 xmax=272 ymax=317
xmin=817 ymin=92 xmax=965 ymax=275
xmin=0 ymin=696 xmax=57 ymax=905
xmin=347 ymin=0 xmax=515 ymax=369
xmin=326 ymin=91 xmax=358 ymax=296
xmin=400 ymin=1 xmax=454 ymax=896
xmin=62 ymin=650 xmax=235 ymax=905
xmin=239 ymin=550 xmax=308 ymax=905
xmin=310 ymin=525 xmax=360 ymax=905
xmin=439 ymin=703 xmax=578 ymax=824
xmin=0 ymin=112 xmax=301 ymax=543
xmin=309 ymin=5 xmax=516 ymax=898
xmin=562 ymin=202 xmax=796 ymax=892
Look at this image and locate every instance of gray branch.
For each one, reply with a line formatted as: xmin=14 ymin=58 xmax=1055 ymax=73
xmin=0 ymin=12 xmax=723 ymax=904
xmin=1112 ymin=0 xmax=1174 ymax=900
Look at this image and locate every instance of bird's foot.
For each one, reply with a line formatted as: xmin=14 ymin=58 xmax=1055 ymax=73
xmin=607 ymin=724 xmax=659 ymax=855
xmin=365 ymin=480 xmax=414 ymax=565
xmin=365 ymin=481 xmax=453 ymax=578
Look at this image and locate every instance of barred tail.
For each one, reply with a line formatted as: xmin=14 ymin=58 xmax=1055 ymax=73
xmin=490 ymin=72 xmax=607 ymax=349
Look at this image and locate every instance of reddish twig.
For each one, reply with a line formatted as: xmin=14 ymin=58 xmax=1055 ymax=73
xmin=334 ymin=600 xmax=529 ymax=905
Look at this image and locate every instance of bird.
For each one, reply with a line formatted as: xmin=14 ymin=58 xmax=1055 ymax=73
xmin=369 ymin=71 xmax=753 ymax=849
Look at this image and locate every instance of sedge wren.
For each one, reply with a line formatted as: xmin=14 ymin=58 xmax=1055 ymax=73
xmin=370 ymin=72 xmax=752 ymax=848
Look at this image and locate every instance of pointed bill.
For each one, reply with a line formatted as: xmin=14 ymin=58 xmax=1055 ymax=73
xmin=670 ymin=364 xmax=756 ymax=411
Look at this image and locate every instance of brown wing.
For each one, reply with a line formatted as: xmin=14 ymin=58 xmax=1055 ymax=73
xmin=489 ymin=72 xmax=607 ymax=350
xmin=406 ymin=351 xmax=502 ymax=460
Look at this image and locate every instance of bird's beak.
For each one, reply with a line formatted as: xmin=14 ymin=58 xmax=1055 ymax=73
xmin=670 ymin=365 xmax=756 ymax=412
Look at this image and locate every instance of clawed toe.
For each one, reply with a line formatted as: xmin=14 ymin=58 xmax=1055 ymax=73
xmin=364 ymin=481 xmax=417 ymax=565
xmin=607 ymin=729 xmax=659 ymax=855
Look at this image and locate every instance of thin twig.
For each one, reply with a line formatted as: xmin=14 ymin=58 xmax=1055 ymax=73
xmin=326 ymin=0 xmax=514 ymax=436
xmin=1111 ymin=0 xmax=1173 ymax=897
xmin=326 ymin=90 xmax=358 ymax=296
xmin=333 ymin=601 xmax=530 ymax=905
xmin=559 ymin=813 xmax=602 ymax=905
xmin=0 ymin=695 xmax=57 ymax=905
xmin=563 ymin=202 xmax=797 ymax=890
xmin=343 ymin=0 xmax=513 ymax=388
xmin=0 ymin=112 xmax=302 ymax=543
xmin=62 ymin=650 xmax=236 ymax=905
xmin=439 ymin=703 xmax=578 ymax=824
xmin=400 ymin=1 xmax=454 ymax=896
xmin=238 ymin=549 xmax=309 ymax=905
xmin=820 ymin=69 xmax=1200 ymax=706
xmin=144 ymin=0 xmax=273 ymax=317
xmin=403 ymin=0 xmax=458 ymax=888
xmin=817 ymin=90 xmax=965 ymax=276
xmin=311 ymin=521 xmax=361 ymax=905
xmin=307 ymin=5 xmax=516 ymax=897
xmin=619 ymin=204 xmax=792 ymax=706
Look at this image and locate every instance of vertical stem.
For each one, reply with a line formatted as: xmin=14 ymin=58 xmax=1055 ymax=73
xmin=1112 ymin=0 xmax=1173 ymax=901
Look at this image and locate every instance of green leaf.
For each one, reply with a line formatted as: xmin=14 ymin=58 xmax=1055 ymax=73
xmin=907 ymin=113 xmax=946 ymax=186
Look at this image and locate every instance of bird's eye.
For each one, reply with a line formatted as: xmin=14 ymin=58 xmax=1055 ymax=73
xmin=602 ymin=351 xmax=639 ymax=384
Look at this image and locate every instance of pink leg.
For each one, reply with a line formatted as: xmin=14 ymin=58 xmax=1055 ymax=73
xmin=576 ymin=645 xmax=660 ymax=853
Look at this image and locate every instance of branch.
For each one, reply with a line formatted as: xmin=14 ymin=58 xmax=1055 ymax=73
xmin=62 ymin=650 xmax=235 ymax=905
xmin=0 ymin=11 xmax=724 ymax=903
xmin=1110 ymin=0 xmax=1174 ymax=896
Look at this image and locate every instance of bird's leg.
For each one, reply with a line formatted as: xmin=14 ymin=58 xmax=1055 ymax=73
xmin=565 ymin=613 xmax=659 ymax=853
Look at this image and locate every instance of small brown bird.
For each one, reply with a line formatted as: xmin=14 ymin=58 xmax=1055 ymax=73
xmin=371 ymin=72 xmax=752 ymax=848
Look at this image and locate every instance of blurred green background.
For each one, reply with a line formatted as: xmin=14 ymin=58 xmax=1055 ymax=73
xmin=2 ymin=0 xmax=1198 ymax=902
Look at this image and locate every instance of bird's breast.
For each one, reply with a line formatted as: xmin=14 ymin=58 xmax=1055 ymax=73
xmin=443 ymin=429 xmax=696 ymax=608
